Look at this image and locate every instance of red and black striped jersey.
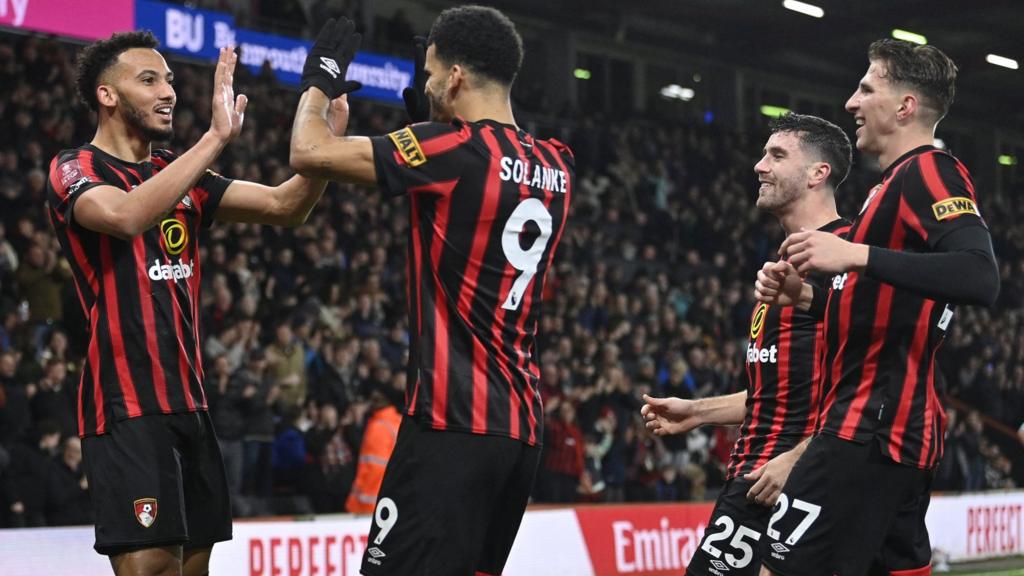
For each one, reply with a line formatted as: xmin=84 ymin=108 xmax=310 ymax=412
xmin=370 ymin=118 xmax=573 ymax=446
xmin=727 ymin=219 xmax=850 ymax=480
xmin=46 ymin=144 xmax=231 ymax=437
xmin=818 ymin=145 xmax=985 ymax=469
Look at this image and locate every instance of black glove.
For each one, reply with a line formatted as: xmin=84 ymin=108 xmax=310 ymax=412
xmin=401 ymin=36 xmax=430 ymax=123
xmin=302 ymin=18 xmax=363 ymax=99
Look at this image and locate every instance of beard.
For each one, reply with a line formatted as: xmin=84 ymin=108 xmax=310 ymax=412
xmin=427 ymin=86 xmax=452 ymax=123
xmin=756 ymin=180 xmax=801 ymax=214
xmin=122 ymin=98 xmax=173 ymax=142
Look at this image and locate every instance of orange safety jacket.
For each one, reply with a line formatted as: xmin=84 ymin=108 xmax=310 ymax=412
xmin=345 ymin=405 xmax=402 ymax=514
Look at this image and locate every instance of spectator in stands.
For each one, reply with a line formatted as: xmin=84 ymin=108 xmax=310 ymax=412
xmin=345 ymin=381 xmax=402 ymax=514
xmin=207 ymin=354 xmax=247 ymax=499
xmin=540 ymin=401 xmax=585 ymax=503
xmin=44 ymin=436 xmax=90 ymax=526
xmin=240 ymin=350 xmax=277 ymax=498
xmin=266 ymin=321 xmax=307 ymax=410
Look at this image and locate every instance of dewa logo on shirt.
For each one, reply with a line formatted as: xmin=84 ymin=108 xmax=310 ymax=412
xmin=160 ymin=217 xmax=188 ymax=256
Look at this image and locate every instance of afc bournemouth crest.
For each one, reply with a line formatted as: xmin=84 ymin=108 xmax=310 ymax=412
xmin=134 ymin=498 xmax=158 ymax=528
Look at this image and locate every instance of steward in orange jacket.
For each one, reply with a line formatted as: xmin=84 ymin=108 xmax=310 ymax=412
xmin=345 ymin=389 xmax=402 ymax=514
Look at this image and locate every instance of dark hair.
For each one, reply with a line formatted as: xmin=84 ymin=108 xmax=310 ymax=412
xmin=770 ymin=113 xmax=852 ymax=191
xmin=75 ymin=30 xmax=160 ymax=111
xmin=427 ymin=5 xmax=523 ymax=86
xmin=868 ymin=38 xmax=958 ymax=121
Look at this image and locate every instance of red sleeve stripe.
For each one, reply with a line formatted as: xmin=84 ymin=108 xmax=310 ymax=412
xmin=99 ymin=236 xmax=142 ymax=417
xmin=133 ymin=238 xmax=172 ymax=413
xmin=887 ymin=299 xmax=934 ymax=461
xmin=917 ymin=152 xmax=953 ymax=202
xmin=420 ymin=122 xmax=473 ymax=156
xmin=392 ymin=123 xmax=473 ymax=167
xmin=954 ymin=158 xmax=977 ymax=200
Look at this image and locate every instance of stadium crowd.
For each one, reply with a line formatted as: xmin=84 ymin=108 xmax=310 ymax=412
xmin=0 ymin=31 xmax=1020 ymax=527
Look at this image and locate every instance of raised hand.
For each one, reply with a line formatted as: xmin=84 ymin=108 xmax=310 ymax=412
xmin=210 ymin=46 xmax=248 ymax=143
xmin=301 ymin=18 xmax=363 ymax=99
xmin=402 ymin=36 xmax=430 ymax=123
xmin=641 ymin=394 xmax=703 ymax=436
xmin=326 ymin=94 xmax=351 ymax=136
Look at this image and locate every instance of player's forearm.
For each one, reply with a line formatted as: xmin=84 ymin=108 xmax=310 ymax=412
xmin=116 ymin=132 xmax=228 ymax=236
xmin=290 ymin=90 xmax=375 ymax=184
xmin=696 ymin=391 xmax=747 ymax=426
xmin=865 ymin=226 xmax=999 ymax=306
xmin=267 ymin=175 xmax=329 ymax=227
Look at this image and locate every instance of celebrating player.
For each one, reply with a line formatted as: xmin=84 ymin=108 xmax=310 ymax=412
xmin=642 ymin=113 xmax=851 ymax=575
xmin=47 ymin=32 xmax=351 ymax=576
xmin=757 ymin=40 xmax=999 ymax=575
xmin=289 ymin=6 xmax=573 ymax=575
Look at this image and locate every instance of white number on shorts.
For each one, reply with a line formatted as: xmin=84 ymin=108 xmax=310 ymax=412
xmin=727 ymin=525 xmax=761 ymax=568
xmin=786 ymin=498 xmax=821 ymax=545
xmin=501 ymin=198 xmax=553 ymax=311
xmin=700 ymin=515 xmax=733 ymax=558
xmin=373 ymin=497 xmax=399 ymax=545
xmin=699 ymin=515 xmax=762 ymax=569
xmin=766 ymin=493 xmax=788 ymax=540
xmin=765 ymin=493 xmax=822 ymax=546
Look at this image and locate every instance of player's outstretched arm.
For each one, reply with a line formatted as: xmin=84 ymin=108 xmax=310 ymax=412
xmin=214 ymin=96 xmax=352 ymax=226
xmin=641 ymin=391 xmax=746 ymax=436
xmin=289 ymin=18 xmax=376 ymax=185
xmin=75 ymin=47 xmax=246 ymax=239
xmin=744 ymin=436 xmax=812 ymax=506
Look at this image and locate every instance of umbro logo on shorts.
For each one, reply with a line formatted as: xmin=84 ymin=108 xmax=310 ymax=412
xmin=771 ymin=542 xmax=790 ymax=553
xmin=710 ymin=559 xmax=730 ymax=571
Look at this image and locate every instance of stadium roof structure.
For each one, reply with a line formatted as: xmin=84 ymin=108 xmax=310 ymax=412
xmin=466 ymin=0 xmax=1024 ymax=132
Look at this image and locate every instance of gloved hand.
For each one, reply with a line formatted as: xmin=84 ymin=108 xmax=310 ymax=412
xmin=301 ymin=17 xmax=363 ymax=99
xmin=401 ymin=36 xmax=430 ymax=123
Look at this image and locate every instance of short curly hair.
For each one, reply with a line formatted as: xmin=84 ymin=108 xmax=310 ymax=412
xmin=75 ymin=30 xmax=160 ymax=112
xmin=427 ymin=5 xmax=523 ymax=87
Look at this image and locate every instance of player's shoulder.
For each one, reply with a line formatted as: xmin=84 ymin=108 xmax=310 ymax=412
xmin=50 ymin=144 xmax=94 ymax=171
xmin=150 ymin=148 xmax=179 ymax=166
xmin=903 ymin=146 xmax=969 ymax=180
xmin=536 ymin=137 xmax=575 ymax=162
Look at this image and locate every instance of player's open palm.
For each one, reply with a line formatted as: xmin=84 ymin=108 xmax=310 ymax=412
xmin=210 ymin=46 xmax=248 ymax=143
xmin=641 ymin=394 xmax=701 ymax=435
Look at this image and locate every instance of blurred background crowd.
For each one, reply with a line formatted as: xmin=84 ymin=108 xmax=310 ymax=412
xmin=0 ymin=27 xmax=1020 ymax=528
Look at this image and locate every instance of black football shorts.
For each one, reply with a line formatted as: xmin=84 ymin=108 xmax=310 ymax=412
xmin=687 ymin=478 xmax=771 ymax=576
xmin=759 ymin=434 xmax=933 ymax=576
xmin=361 ymin=416 xmax=541 ymax=576
xmin=81 ymin=411 xmax=232 ymax=556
